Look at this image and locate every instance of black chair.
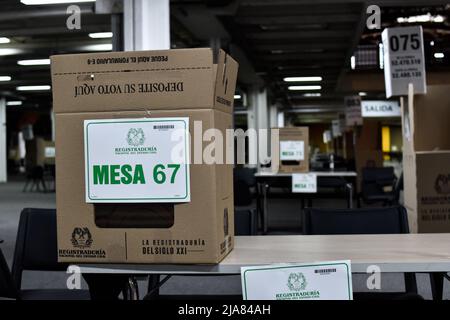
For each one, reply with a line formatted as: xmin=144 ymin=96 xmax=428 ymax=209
xmin=234 ymin=209 xmax=257 ymax=235
xmin=303 ymin=206 xmax=409 ymax=235
xmin=303 ymin=206 xmax=420 ymax=300
xmin=233 ymin=167 xmax=256 ymax=207
xmin=358 ymin=167 xmax=398 ymax=207
xmin=0 ymin=247 xmax=18 ymax=299
xmin=11 ymin=208 xmax=90 ymax=300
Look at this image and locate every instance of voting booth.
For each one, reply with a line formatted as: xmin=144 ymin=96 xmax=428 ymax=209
xmin=51 ymin=48 xmax=238 ymax=263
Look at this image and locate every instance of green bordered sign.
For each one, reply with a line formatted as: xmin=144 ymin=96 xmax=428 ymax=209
xmin=241 ymin=260 xmax=353 ymax=300
xmin=279 ymin=141 xmax=304 ymax=161
xmin=84 ymin=117 xmax=190 ymax=203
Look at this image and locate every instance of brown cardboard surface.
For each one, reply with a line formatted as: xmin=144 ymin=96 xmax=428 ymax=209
xmin=51 ymin=48 xmax=238 ymax=263
xmin=273 ymin=127 xmax=309 ymax=173
xmin=402 ymin=84 xmax=450 ymax=233
xmin=51 ymin=49 xmax=237 ymax=115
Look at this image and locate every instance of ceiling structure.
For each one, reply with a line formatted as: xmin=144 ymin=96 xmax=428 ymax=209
xmin=0 ymin=0 xmax=449 ymax=117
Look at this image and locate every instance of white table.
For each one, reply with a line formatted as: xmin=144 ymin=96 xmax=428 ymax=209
xmin=77 ymin=234 xmax=450 ymax=274
xmin=254 ymin=171 xmax=358 ymax=233
xmin=77 ymin=234 xmax=450 ymax=299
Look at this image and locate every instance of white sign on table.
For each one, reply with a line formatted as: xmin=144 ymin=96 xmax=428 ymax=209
xmin=279 ymin=141 xmax=304 ymax=161
xmin=292 ymin=173 xmax=317 ymax=193
xmin=344 ymin=96 xmax=363 ymax=126
xmin=362 ymin=100 xmax=401 ymax=118
xmin=382 ymin=26 xmax=426 ymax=98
xmin=241 ymin=261 xmax=353 ymax=300
xmin=84 ymin=117 xmax=190 ymax=203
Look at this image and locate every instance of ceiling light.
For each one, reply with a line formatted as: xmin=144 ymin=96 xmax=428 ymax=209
xmin=288 ymin=85 xmax=321 ymax=91
xmin=397 ymin=13 xmax=445 ymax=24
xmin=0 ymin=37 xmax=10 ymax=44
xmin=350 ymin=56 xmax=356 ymax=70
xmin=434 ymin=52 xmax=445 ymax=59
xmin=359 ymin=92 xmax=367 ymax=96
xmin=0 ymin=48 xmax=22 ymax=56
xmin=234 ymin=95 xmax=241 ymax=99
xmin=283 ymin=76 xmax=322 ymax=82
xmin=21 ymin=0 xmax=95 ymax=4
xmin=302 ymin=93 xmax=321 ymax=97
xmin=82 ymin=44 xmax=113 ymax=51
xmin=430 ymin=41 xmax=435 ymax=46
xmin=0 ymin=76 xmax=12 ymax=82
xmin=16 ymin=85 xmax=51 ymax=91
xmin=88 ymin=32 xmax=113 ymax=39
xmin=6 ymin=101 xmax=23 ymax=106
xmin=17 ymin=59 xmax=50 ymax=66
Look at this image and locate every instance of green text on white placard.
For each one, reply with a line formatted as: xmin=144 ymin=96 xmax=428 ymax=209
xmin=84 ymin=117 xmax=190 ymax=203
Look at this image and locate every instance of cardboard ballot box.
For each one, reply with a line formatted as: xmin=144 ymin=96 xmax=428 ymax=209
xmin=402 ymin=85 xmax=450 ymax=233
xmin=26 ymin=137 xmax=55 ymax=167
xmin=273 ymin=127 xmax=309 ymax=173
xmin=50 ymin=48 xmax=238 ymax=263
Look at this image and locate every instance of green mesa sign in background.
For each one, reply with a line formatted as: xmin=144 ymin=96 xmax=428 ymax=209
xmin=84 ymin=117 xmax=190 ymax=203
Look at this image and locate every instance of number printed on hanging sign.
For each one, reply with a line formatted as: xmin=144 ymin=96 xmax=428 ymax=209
xmin=382 ymin=26 xmax=426 ymax=97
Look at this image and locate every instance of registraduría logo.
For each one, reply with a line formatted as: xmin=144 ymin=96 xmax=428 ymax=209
xmin=127 ymin=128 xmax=146 ymax=147
xmin=71 ymin=227 xmax=93 ymax=248
xmin=435 ymin=174 xmax=450 ymax=194
xmin=287 ymin=272 xmax=307 ymax=291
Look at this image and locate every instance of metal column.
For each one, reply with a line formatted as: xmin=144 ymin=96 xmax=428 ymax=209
xmin=123 ymin=0 xmax=170 ymax=51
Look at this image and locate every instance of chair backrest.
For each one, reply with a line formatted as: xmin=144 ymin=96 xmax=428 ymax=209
xmin=234 ymin=209 xmax=257 ymax=235
xmin=233 ymin=167 xmax=256 ymax=206
xmin=0 ymin=248 xmax=17 ymax=299
xmin=303 ymin=206 xmax=409 ymax=235
xmin=12 ymin=208 xmax=66 ymax=290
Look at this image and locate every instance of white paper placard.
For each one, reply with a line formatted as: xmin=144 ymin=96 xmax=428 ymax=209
xmin=323 ymin=130 xmax=332 ymax=144
xmin=332 ymin=119 xmax=342 ymax=137
xmin=362 ymin=100 xmax=401 ymax=118
xmin=84 ymin=117 xmax=190 ymax=203
xmin=292 ymin=173 xmax=317 ymax=193
xmin=280 ymin=141 xmax=304 ymax=161
xmin=241 ymin=261 xmax=353 ymax=300
xmin=382 ymin=26 xmax=426 ymax=98
xmin=44 ymin=146 xmax=55 ymax=158
xmin=344 ymin=96 xmax=363 ymax=126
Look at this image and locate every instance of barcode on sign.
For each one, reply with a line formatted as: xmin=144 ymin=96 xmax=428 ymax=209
xmin=153 ymin=125 xmax=175 ymax=130
xmin=315 ymin=268 xmax=337 ymax=274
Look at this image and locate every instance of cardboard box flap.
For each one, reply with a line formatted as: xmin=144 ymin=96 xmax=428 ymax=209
xmin=51 ymin=48 xmax=235 ymax=114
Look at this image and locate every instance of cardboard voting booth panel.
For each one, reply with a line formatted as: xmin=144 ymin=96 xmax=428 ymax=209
xmin=402 ymin=84 xmax=450 ymax=233
xmin=273 ymin=127 xmax=309 ymax=173
xmin=51 ymin=48 xmax=238 ymax=263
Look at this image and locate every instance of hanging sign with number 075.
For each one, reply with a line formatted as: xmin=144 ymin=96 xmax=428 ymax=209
xmin=382 ymin=26 xmax=426 ymax=98
xmin=84 ymin=117 xmax=191 ymax=203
